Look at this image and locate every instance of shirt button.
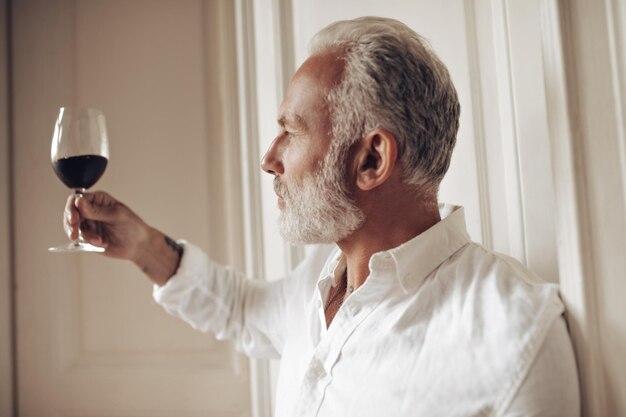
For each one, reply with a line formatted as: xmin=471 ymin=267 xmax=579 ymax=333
xmin=309 ymin=359 xmax=325 ymax=377
xmin=317 ymin=299 xmax=322 ymax=309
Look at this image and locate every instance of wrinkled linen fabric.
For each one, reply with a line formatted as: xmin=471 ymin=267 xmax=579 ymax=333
xmin=154 ymin=204 xmax=580 ymax=417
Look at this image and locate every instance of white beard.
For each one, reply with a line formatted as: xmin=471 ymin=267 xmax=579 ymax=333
xmin=274 ymin=144 xmax=365 ymax=245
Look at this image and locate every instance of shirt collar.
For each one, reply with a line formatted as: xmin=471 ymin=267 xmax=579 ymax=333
xmin=320 ymin=203 xmax=471 ymax=293
xmin=388 ymin=203 xmax=470 ymax=292
xmin=323 ymin=251 xmax=347 ymax=288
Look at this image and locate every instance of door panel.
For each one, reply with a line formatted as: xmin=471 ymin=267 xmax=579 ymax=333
xmin=13 ymin=1 xmax=250 ymax=415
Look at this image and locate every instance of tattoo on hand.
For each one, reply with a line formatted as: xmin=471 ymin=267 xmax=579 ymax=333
xmin=164 ymin=235 xmax=184 ymax=258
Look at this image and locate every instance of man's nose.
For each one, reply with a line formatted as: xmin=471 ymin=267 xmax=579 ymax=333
xmin=261 ymin=136 xmax=284 ymax=175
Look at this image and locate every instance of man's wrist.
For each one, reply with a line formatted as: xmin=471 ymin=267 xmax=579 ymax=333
xmin=164 ymin=235 xmax=184 ymax=259
xmin=133 ymin=227 xmax=183 ymax=286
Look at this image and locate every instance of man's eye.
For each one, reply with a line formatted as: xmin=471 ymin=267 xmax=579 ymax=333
xmin=278 ymin=128 xmax=300 ymax=140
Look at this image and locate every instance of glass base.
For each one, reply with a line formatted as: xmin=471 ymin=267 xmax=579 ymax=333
xmin=48 ymin=241 xmax=105 ymax=253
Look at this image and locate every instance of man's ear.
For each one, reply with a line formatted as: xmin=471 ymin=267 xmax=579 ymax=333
xmin=353 ymin=128 xmax=398 ymax=191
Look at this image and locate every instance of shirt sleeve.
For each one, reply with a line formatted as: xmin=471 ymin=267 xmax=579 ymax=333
xmin=152 ymin=241 xmax=294 ymax=360
xmin=501 ymin=316 xmax=581 ymax=417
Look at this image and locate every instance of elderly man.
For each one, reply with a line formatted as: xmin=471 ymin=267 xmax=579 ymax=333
xmin=65 ymin=17 xmax=579 ymax=417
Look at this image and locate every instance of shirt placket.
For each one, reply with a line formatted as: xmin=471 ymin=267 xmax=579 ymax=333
xmin=295 ymin=271 xmax=392 ymax=417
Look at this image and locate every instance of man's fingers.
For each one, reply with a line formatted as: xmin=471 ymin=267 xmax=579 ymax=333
xmin=65 ymin=222 xmax=78 ymax=240
xmin=80 ymin=230 xmax=106 ymax=247
xmin=63 ymin=191 xmax=120 ymax=244
xmin=64 ymin=195 xmax=80 ymax=226
xmin=64 ymin=194 xmax=80 ymax=240
xmin=75 ymin=193 xmax=117 ymax=222
xmin=65 ymin=219 xmax=106 ymax=247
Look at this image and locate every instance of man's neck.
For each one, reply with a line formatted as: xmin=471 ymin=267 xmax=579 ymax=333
xmin=336 ymin=201 xmax=441 ymax=292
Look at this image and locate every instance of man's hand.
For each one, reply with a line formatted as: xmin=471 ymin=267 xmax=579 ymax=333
xmin=64 ymin=191 xmax=182 ymax=286
xmin=65 ymin=191 xmax=148 ymax=260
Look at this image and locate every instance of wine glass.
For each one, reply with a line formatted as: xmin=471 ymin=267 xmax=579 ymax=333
xmin=48 ymin=107 xmax=109 ymax=253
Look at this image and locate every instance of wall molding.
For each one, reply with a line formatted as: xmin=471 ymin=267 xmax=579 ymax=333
xmin=539 ymin=0 xmax=606 ymax=415
xmin=0 ymin=0 xmax=15 ymax=415
xmin=605 ymin=0 xmax=626 ymax=212
xmin=233 ymin=0 xmax=272 ymax=416
xmin=272 ymin=0 xmax=294 ymax=97
xmin=462 ymin=0 xmax=493 ymax=250
xmin=270 ymin=0 xmax=305 ymax=271
xmin=489 ymin=0 xmax=528 ymax=264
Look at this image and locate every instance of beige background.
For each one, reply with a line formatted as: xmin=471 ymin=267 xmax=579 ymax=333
xmin=5 ymin=1 xmax=249 ymax=416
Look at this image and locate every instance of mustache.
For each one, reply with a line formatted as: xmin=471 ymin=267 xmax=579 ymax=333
xmin=274 ymin=177 xmax=287 ymax=199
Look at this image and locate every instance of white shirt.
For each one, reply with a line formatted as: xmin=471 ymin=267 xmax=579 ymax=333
xmin=154 ymin=205 xmax=580 ymax=417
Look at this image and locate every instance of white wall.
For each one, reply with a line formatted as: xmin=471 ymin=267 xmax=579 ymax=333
xmin=253 ymin=0 xmax=561 ymax=283
xmin=251 ymin=0 xmax=626 ymax=416
xmin=251 ymin=0 xmax=562 ymax=414
xmin=541 ymin=0 xmax=626 ymax=415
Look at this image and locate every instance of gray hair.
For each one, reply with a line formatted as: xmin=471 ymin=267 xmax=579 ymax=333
xmin=309 ymin=16 xmax=460 ymax=197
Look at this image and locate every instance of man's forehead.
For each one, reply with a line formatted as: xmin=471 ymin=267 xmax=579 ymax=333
xmin=300 ymin=49 xmax=345 ymax=86
xmin=275 ymin=50 xmax=344 ymax=132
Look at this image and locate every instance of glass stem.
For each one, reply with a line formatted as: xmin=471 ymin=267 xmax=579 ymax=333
xmin=75 ymin=188 xmax=87 ymax=244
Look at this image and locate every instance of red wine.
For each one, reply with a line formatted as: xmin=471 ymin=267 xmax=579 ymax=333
xmin=53 ymin=154 xmax=108 ymax=189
